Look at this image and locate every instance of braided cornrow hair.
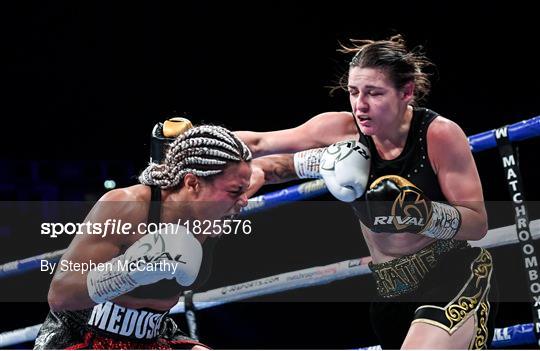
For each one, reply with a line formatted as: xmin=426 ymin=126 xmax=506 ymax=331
xmin=139 ymin=125 xmax=252 ymax=189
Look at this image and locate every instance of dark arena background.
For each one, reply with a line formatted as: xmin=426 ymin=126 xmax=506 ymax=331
xmin=2 ymin=1 xmax=540 ymax=349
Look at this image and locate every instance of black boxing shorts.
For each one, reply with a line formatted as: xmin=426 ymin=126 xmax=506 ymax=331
xmin=34 ymin=301 xmax=208 ymax=350
xmin=368 ymin=240 xmax=498 ymax=350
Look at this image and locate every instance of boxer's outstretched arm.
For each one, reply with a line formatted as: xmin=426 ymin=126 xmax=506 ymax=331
xmin=246 ymin=155 xmax=297 ymax=198
xmin=235 ymin=111 xmax=354 ymax=158
xmin=253 ymin=155 xmax=297 ymax=184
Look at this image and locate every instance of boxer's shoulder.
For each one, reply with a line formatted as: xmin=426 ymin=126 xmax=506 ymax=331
xmin=99 ymin=184 xmax=149 ymax=202
xmin=304 ymin=111 xmax=358 ymax=145
xmin=91 ymin=186 xmax=150 ymax=231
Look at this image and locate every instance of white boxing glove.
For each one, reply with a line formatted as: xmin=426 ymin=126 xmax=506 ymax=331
xmin=293 ymin=147 xmax=326 ymax=179
xmin=87 ymin=224 xmax=202 ymax=304
xmin=319 ymin=140 xmax=371 ymax=202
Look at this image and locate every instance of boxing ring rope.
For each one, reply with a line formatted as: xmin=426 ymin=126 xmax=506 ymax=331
xmin=0 ymin=116 xmax=539 ymax=348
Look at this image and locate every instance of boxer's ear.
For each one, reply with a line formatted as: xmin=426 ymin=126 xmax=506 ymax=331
xmin=184 ymin=174 xmax=200 ymax=193
xmin=400 ymin=81 xmax=414 ymax=102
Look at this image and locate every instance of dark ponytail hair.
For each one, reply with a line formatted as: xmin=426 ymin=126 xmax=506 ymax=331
xmin=337 ymin=34 xmax=434 ymax=105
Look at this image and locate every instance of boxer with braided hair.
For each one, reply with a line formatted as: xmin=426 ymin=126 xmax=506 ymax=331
xmin=35 ymin=123 xmax=252 ymax=350
xmin=140 ymin=125 xmax=252 ymax=188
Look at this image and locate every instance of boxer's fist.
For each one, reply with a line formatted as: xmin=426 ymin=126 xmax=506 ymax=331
xmin=320 ymin=140 xmax=370 ymax=202
xmin=357 ymin=175 xmax=461 ymax=239
xmin=123 ymin=225 xmax=203 ymax=286
xmin=87 ymin=225 xmax=202 ymax=303
xmin=357 ymin=175 xmax=432 ymax=233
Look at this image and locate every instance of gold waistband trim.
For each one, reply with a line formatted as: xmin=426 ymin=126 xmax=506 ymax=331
xmin=369 ymin=240 xmax=469 ymax=298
